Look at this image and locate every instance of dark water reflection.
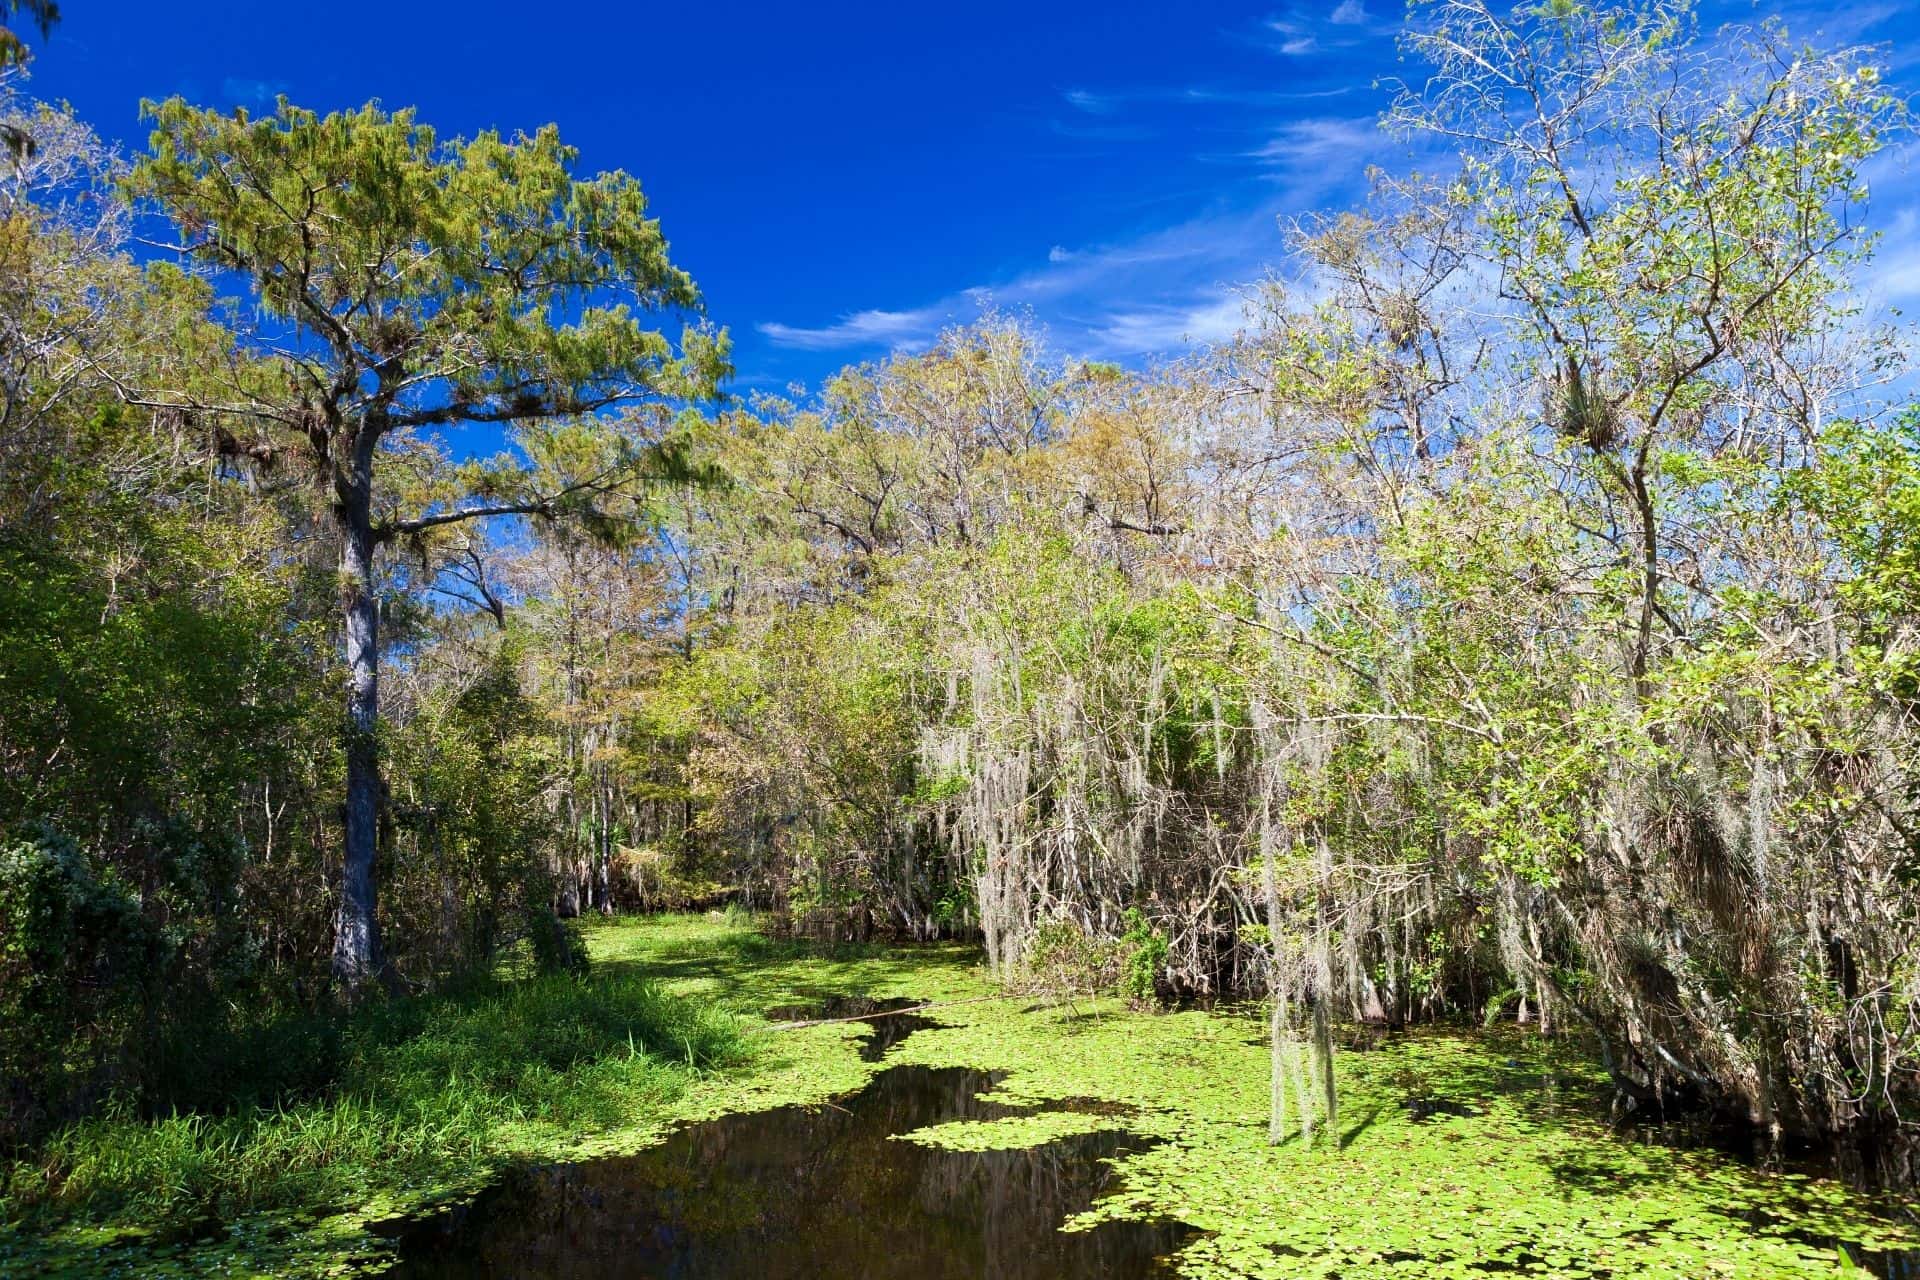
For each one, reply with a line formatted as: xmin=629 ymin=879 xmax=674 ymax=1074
xmin=762 ymin=995 xmax=944 ymax=1062
xmin=380 ymin=1065 xmax=1192 ymax=1279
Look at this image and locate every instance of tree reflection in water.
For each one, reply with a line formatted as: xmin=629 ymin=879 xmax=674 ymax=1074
xmin=383 ymin=1065 xmax=1192 ymax=1279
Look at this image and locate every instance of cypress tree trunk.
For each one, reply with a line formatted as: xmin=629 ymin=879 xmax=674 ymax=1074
xmin=332 ymin=489 xmax=386 ymax=993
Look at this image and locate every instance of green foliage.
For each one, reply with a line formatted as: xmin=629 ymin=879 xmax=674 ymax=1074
xmin=1016 ymin=909 xmax=1168 ymax=1006
xmin=1019 ymin=917 xmax=1124 ymax=997
xmin=1119 ymin=908 xmax=1168 ymax=1005
xmin=128 ymin=97 xmax=728 ymax=419
xmin=1081 ymin=585 xmax=1254 ymax=785
xmin=0 ymin=0 xmax=55 ymax=70
xmin=384 ymin=652 xmax=571 ymax=981
xmin=118 ymin=90 xmax=733 ymax=994
xmin=528 ymin=913 xmax=593 ymax=977
xmin=5 ymin=964 xmax=741 ymax=1224
xmin=0 ymin=540 xmax=302 ymax=830
xmin=1791 ymin=412 xmax=1920 ymax=641
xmin=0 ymin=527 xmax=309 ymax=1144
xmin=0 ymin=828 xmax=154 ymax=1143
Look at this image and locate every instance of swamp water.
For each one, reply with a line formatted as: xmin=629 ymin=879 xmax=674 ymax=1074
xmin=18 ymin=921 xmax=1920 ymax=1278
xmin=761 ymin=995 xmax=945 ymax=1062
xmin=378 ymin=1000 xmax=1191 ymax=1278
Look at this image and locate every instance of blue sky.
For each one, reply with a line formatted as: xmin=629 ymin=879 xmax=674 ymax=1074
xmin=25 ymin=0 xmax=1920 ymax=392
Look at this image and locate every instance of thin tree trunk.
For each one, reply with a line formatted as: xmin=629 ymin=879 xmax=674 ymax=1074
xmin=595 ymin=765 xmax=613 ymax=914
xmin=1313 ymin=981 xmax=1337 ymax=1133
xmin=1264 ymin=795 xmax=1288 ymax=1145
xmin=1314 ymin=842 xmax=1338 ymax=1132
xmin=332 ymin=511 xmax=386 ymax=993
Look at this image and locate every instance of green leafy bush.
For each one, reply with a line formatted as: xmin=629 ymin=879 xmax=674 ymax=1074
xmin=1016 ymin=910 xmax=1167 ymax=1006
xmin=0 ymin=827 xmax=156 ymax=1146
xmin=1119 ymin=908 xmax=1168 ymax=1005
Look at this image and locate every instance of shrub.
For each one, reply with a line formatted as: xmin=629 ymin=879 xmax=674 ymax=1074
xmin=1119 ymin=908 xmax=1168 ymax=1005
xmin=0 ymin=827 xmax=156 ymax=1146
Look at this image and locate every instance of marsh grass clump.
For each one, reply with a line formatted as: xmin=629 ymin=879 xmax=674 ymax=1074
xmin=1 ymin=970 xmax=742 ymax=1225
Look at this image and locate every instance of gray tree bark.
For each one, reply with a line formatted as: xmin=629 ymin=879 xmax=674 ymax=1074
xmin=331 ymin=466 xmax=386 ymax=993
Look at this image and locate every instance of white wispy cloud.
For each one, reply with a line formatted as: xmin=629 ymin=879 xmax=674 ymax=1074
xmin=994 ymin=218 xmax=1234 ymax=301
xmin=756 ymin=203 xmax=1309 ymax=362
xmin=1245 ymin=117 xmax=1382 ymax=172
xmin=1184 ymin=84 xmax=1356 ymax=105
xmin=1055 ymin=82 xmax=1362 ymax=121
xmin=1258 ymin=15 xmax=1320 ymax=54
xmin=757 ymin=308 xmax=945 ymax=352
xmin=1250 ymin=3 xmax=1393 ymax=55
xmin=1041 ymin=83 xmax=1364 ymax=124
xmin=753 ymin=112 xmax=1408 ymax=363
xmin=1873 ymin=246 xmax=1920 ymax=306
xmin=756 ymin=0 xmax=1920 ymax=374
xmin=1087 ymin=291 xmax=1253 ymax=353
xmin=1063 ymin=88 xmax=1116 ymax=115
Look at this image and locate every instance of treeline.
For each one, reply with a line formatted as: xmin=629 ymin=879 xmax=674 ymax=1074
xmin=2 ymin=0 xmax=1916 ymax=1157
xmin=587 ymin=2 xmax=1920 ymax=1141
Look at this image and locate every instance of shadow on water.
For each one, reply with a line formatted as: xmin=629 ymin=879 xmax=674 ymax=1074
xmin=1614 ymin=1115 xmax=1920 ymax=1279
xmin=377 ymin=1065 xmax=1194 ymax=1279
xmin=763 ymin=994 xmax=943 ymax=1062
